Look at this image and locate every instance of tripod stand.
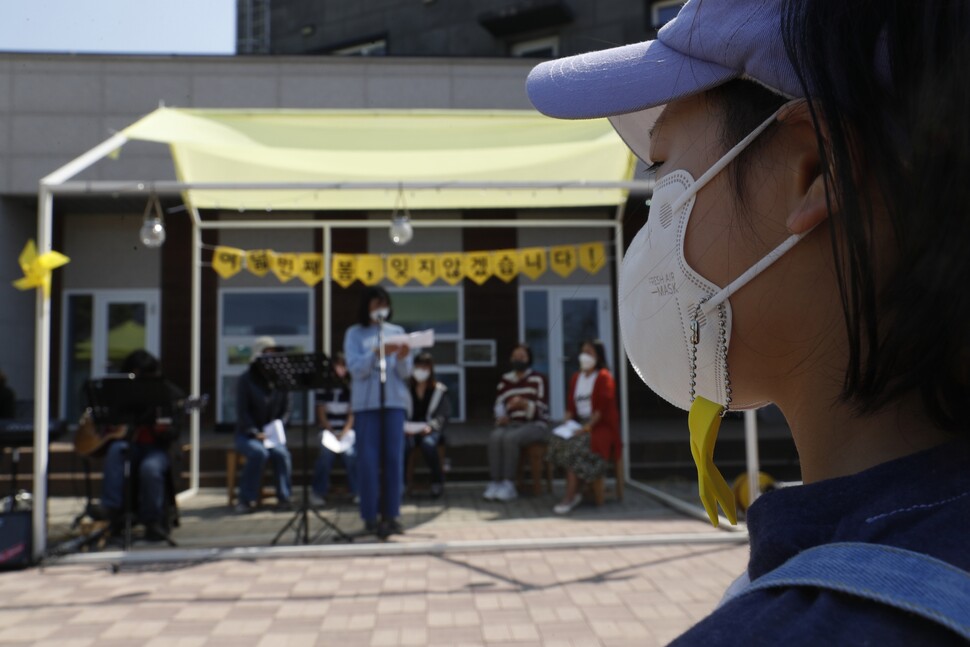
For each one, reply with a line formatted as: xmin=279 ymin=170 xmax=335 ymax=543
xmin=256 ymin=352 xmax=352 ymax=545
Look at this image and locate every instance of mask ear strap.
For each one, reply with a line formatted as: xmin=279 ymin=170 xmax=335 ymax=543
xmin=705 ymin=228 xmax=814 ymax=311
xmin=670 ymin=106 xmax=787 ymax=214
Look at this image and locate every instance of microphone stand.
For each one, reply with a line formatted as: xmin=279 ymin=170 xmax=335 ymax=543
xmin=376 ymin=316 xmax=388 ymax=534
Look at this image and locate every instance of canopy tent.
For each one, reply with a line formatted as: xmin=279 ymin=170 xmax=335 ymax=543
xmin=31 ymin=108 xmax=757 ymax=559
xmin=121 ymin=108 xmax=636 ymax=210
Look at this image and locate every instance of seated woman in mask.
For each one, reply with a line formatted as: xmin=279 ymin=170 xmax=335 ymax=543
xmin=404 ymin=352 xmax=451 ymax=498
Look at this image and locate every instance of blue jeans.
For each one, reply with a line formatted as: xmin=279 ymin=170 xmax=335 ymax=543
xmin=355 ymin=408 xmax=404 ymax=523
xmin=234 ymin=434 xmax=292 ymax=506
xmin=102 ymin=441 xmax=170 ymax=524
xmin=312 ymin=444 xmax=359 ymax=497
xmin=405 ymin=430 xmax=444 ymax=485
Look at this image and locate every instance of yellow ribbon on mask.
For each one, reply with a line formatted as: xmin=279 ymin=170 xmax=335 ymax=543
xmin=13 ymin=239 xmax=70 ymax=298
xmin=688 ymin=396 xmax=738 ymax=527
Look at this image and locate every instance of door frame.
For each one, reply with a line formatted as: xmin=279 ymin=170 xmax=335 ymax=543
xmin=59 ymin=288 xmax=161 ymax=419
xmin=517 ymin=285 xmax=614 ymax=421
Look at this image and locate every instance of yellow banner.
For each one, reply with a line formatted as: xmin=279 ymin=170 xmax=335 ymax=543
xmin=386 ymin=254 xmax=414 ymax=287
xmin=212 ymin=246 xmax=243 ymax=279
xmin=549 ymin=245 xmax=578 ymax=278
xmin=413 ymin=254 xmax=438 ymax=286
xmin=297 ymin=253 xmax=324 ymax=286
xmin=271 ymin=252 xmax=299 ymax=283
xmin=332 ymin=254 xmax=357 ymax=288
xmin=246 ymin=250 xmax=273 ymax=277
xmin=517 ymin=247 xmax=547 ymax=281
xmin=579 ymin=241 xmax=606 ymax=274
xmin=492 ymin=249 xmax=519 ymax=283
xmin=356 ymin=254 xmax=385 ymax=286
xmin=464 ymin=251 xmax=492 ymax=285
xmin=220 ymin=241 xmax=608 ymax=286
xmin=437 ymin=253 xmax=464 ymax=286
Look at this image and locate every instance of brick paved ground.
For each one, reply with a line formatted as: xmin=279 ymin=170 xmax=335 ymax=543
xmin=1 ymin=482 xmax=750 ymax=646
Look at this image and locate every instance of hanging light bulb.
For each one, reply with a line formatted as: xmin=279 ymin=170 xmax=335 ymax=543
xmin=139 ymin=218 xmax=166 ymax=248
xmin=139 ymin=194 xmax=166 ymax=248
xmin=388 ymin=184 xmax=414 ymax=246
xmin=389 ymin=214 xmax=413 ymax=246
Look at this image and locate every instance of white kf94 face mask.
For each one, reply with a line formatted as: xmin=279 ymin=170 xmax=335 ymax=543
xmin=618 ymin=106 xmax=810 ymax=412
xmin=618 ymin=106 xmax=813 ymax=526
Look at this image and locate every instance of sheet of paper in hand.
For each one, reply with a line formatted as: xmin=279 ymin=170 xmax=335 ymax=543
xmin=404 ymin=421 xmax=429 ymax=435
xmin=384 ymin=329 xmax=435 ymax=349
xmin=262 ymin=419 xmax=287 ymax=448
xmin=321 ymin=429 xmax=355 ymax=453
xmin=553 ymin=419 xmax=583 ymax=439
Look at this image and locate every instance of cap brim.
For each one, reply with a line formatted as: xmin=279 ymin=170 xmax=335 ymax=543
xmin=608 ymin=107 xmax=664 ymax=164
xmin=527 ymin=38 xmax=737 ymax=120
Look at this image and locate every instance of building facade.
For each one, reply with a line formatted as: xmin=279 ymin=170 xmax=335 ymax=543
xmin=1 ymin=1 xmax=686 ymax=429
xmin=238 ymin=0 xmax=684 ymax=58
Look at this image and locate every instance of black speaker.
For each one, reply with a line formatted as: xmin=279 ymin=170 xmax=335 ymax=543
xmin=0 ymin=510 xmax=32 ymax=570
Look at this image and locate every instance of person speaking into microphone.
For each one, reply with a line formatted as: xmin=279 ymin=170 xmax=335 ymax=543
xmin=344 ymin=286 xmax=411 ymax=539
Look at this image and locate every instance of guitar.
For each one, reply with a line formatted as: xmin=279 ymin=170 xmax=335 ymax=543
xmin=73 ymin=395 xmax=208 ymax=459
xmin=73 ymin=409 xmax=127 ymax=459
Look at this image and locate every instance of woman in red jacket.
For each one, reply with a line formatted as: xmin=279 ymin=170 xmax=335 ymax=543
xmin=547 ymin=339 xmax=620 ymax=514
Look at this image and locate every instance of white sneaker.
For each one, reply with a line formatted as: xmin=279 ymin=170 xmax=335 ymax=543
xmin=495 ymin=480 xmax=518 ymax=502
xmin=553 ymin=494 xmax=582 ymax=515
xmin=309 ymin=492 xmax=326 ymax=507
xmin=483 ymin=481 xmax=500 ymax=500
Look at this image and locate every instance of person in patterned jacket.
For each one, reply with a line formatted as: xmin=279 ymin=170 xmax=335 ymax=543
xmin=483 ymin=343 xmax=550 ymax=502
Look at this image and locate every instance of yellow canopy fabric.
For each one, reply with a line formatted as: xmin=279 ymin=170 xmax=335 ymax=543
xmin=121 ymin=108 xmax=635 ymax=210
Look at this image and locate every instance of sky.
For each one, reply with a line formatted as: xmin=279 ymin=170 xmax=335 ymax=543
xmin=0 ymin=0 xmax=236 ymax=55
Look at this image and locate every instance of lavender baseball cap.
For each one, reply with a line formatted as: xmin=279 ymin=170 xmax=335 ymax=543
xmin=526 ymin=0 xmax=802 ymax=159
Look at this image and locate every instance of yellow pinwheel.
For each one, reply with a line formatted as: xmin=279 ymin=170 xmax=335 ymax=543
xmin=13 ymin=239 xmax=70 ymax=298
xmin=688 ymin=396 xmax=738 ymax=527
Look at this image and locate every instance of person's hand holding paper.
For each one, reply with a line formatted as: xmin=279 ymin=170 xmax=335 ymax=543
xmin=384 ymin=329 xmax=435 ymax=349
xmin=262 ymin=419 xmax=286 ymax=448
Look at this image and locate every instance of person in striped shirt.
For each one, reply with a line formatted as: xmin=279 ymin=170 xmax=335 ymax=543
xmin=483 ymin=343 xmax=550 ymax=501
xmin=310 ymin=352 xmax=357 ymax=507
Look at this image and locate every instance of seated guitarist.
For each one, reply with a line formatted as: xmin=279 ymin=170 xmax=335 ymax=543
xmin=99 ymin=349 xmax=184 ymax=542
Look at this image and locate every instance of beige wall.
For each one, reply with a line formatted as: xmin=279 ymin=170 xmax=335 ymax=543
xmin=0 ymin=54 xmax=536 ymax=196
xmin=61 ymin=213 xmax=161 ymax=289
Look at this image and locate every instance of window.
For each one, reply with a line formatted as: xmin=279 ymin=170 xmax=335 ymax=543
xmin=650 ymin=0 xmax=685 ymax=30
xmin=217 ymin=288 xmax=314 ymax=423
xmin=460 ymin=340 xmax=497 ymax=367
xmin=511 ymin=35 xmax=559 ymax=58
xmin=333 ymin=38 xmax=387 ymax=56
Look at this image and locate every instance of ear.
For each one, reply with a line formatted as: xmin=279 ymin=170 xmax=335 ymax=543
xmin=787 ymin=175 xmax=829 ymax=235
xmin=777 ymin=101 xmax=831 ymax=235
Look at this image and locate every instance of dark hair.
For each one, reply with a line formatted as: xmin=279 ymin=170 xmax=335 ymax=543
xmin=511 ymin=342 xmax=533 ymax=367
xmin=718 ymin=2 xmax=970 ymax=433
xmin=332 ymin=350 xmax=349 ymax=387
xmin=412 ymin=351 xmax=436 ymax=387
xmin=121 ymin=349 xmax=161 ymax=377
xmin=580 ymin=339 xmax=609 ymax=371
xmin=355 ymin=286 xmax=393 ymax=327
xmin=707 ymin=80 xmax=787 ymax=219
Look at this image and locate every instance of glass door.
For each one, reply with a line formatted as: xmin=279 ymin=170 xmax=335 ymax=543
xmin=519 ymin=286 xmax=613 ymax=421
xmin=61 ymin=290 xmax=160 ymax=419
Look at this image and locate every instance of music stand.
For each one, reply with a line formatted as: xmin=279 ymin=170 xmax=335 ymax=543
xmin=255 ymin=352 xmax=353 ymax=545
xmin=84 ymin=375 xmax=178 ymax=550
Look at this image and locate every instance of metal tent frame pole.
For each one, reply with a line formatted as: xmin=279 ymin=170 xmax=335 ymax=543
xmin=32 ymin=133 xmax=759 ymax=560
